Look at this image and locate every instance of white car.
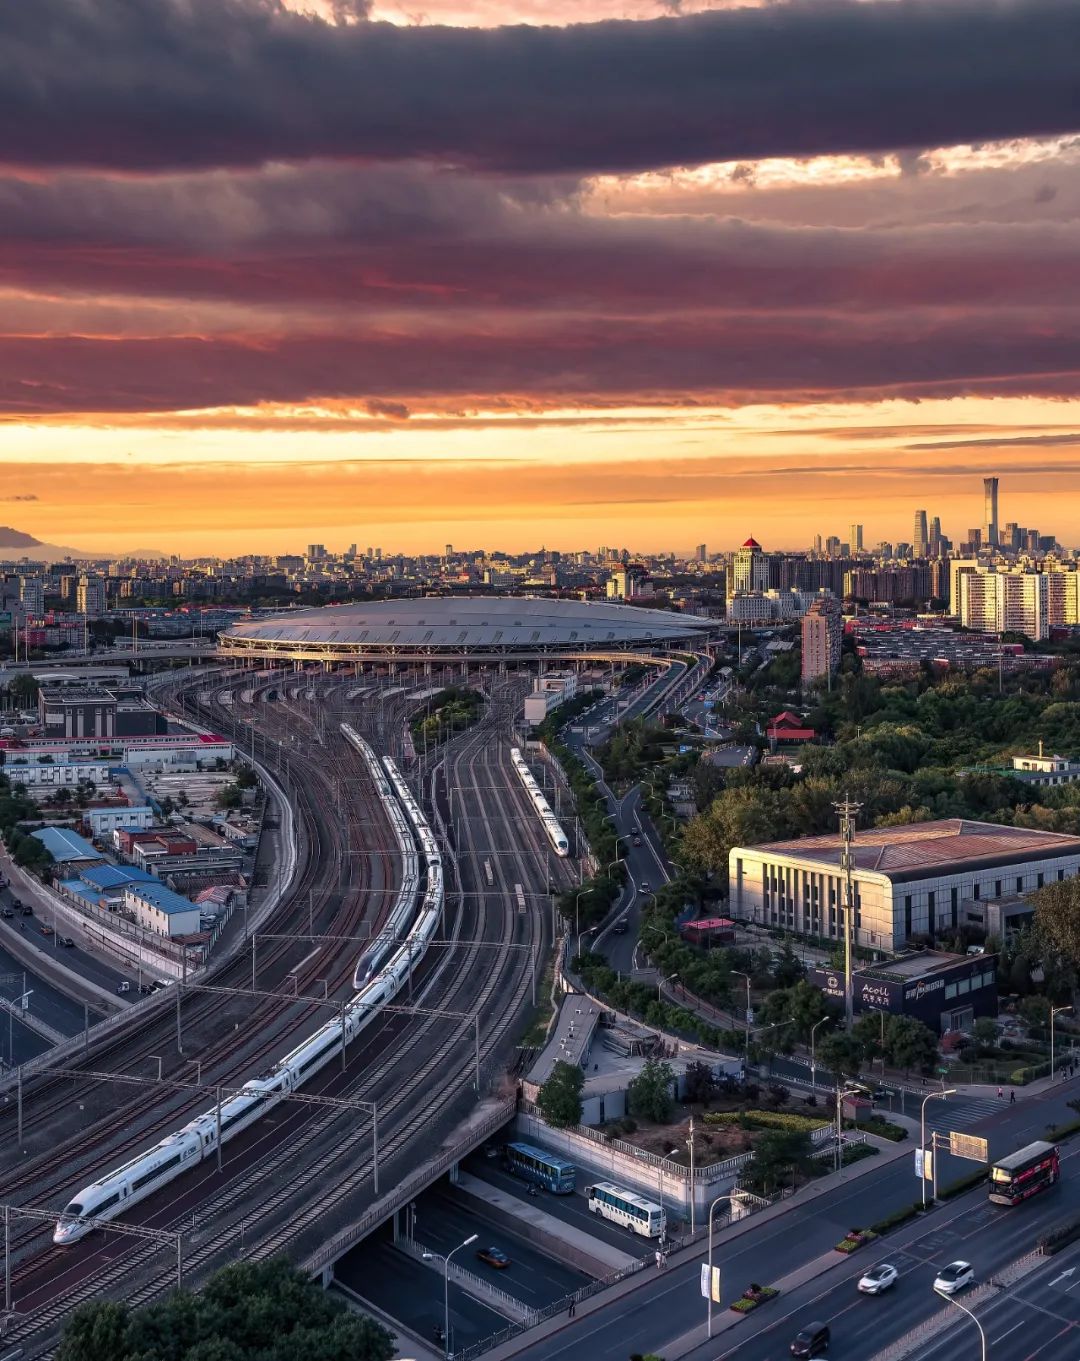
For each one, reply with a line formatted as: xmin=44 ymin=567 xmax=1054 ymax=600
xmin=858 ymin=1263 xmax=899 ymax=1295
xmin=933 ymin=1261 xmax=975 ymax=1295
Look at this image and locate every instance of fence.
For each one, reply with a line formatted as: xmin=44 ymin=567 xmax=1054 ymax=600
xmin=397 ymin=1236 xmax=531 ymax=1323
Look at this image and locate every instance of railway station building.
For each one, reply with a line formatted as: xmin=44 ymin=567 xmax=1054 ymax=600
xmin=728 ymin=818 xmax=1080 ymax=954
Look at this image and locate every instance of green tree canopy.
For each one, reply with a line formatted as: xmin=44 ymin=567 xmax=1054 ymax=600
xmin=56 ymin=1260 xmax=395 ymax=1361
xmin=817 ymin=1032 xmax=864 ymax=1079
xmin=627 ymin=1058 xmax=676 ymax=1123
xmin=1032 ymin=877 xmax=1080 ymax=970
xmin=536 ymin=1059 xmax=584 ymax=1128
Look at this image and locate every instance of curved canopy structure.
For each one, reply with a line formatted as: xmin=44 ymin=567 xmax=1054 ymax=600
xmin=218 ymin=596 xmax=715 ymax=663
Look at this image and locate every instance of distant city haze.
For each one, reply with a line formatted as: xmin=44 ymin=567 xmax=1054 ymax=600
xmin=3 ymin=1 xmax=1080 ymax=554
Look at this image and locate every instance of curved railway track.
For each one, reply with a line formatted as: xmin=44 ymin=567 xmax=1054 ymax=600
xmin=3 ymin=667 xmax=576 ymax=1357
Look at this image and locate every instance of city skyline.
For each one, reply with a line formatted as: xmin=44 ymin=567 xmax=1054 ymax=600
xmin=3 ymin=2 xmax=1080 ymax=553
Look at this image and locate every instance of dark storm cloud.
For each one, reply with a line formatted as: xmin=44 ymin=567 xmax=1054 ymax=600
xmin=3 ymin=0 xmax=1080 ymax=174
xmin=4 ymin=316 xmax=1080 ymax=415
xmin=3 ymin=163 xmax=1080 ymax=316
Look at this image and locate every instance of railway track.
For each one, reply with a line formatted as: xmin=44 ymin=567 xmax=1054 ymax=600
xmin=3 ymin=668 xmax=574 ymax=1356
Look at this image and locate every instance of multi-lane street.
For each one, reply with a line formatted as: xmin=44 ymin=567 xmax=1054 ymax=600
xmin=502 ymin=1079 xmax=1080 ymax=1361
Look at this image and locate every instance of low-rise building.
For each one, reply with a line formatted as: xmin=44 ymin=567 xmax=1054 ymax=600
xmin=729 ymin=817 xmax=1080 ymax=953
xmin=84 ymin=805 xmax=156 ymax=837
xmin=124 ymin=882 xmax=202 ymax=939
xmin=807 ymin=950 xmax=997 ymax=1034
xmin=31 ymin=826 xmax=102 ymax=868
xmin=523 ymin=670 xmax=579 ymax=726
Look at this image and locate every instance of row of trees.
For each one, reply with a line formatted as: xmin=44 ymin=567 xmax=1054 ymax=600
xmin=409 ymin=686 xmax=484 ymax=748
xmin=57 ymin=1260 xmax=395 ymax=1361
xmin=537 ymin=1057 xmax=679 ymax=1128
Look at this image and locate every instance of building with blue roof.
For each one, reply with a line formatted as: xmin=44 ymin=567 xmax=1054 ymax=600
xmin=124 ymin=882 xmax=201 ymax=939
xmin=31 ymin=826 xmax=102 ymax=866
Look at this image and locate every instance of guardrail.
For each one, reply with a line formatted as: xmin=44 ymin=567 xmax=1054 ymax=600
xmin=397 ymin=1237 xmax=531 ymax=1322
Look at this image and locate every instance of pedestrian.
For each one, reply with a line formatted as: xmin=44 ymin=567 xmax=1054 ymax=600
xmin=655 ymin=1249 xmax=663 ymax=1271
xmin=568 ymin=1298 xmax=576 ymax=1318
xmin=1010 ymin=1089 xmax=1016 ymax=1104
xmin=997 ymin=1086 xmax=1003 ymax=1099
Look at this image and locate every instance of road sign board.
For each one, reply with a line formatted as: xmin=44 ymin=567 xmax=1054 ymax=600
xmin=948 ymin=1131 xmax=989 ymax=1163
xmin=938 ymin=1067 xmax=949 ymax=1075
xmin=700 ymin=1264 xmax=721 ymax=1302
xmin=746 ymin=1008 xmax=754 ymax=1026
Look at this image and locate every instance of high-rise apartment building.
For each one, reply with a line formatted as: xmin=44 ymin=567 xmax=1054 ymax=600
xmin=958 ymin=566 xmax=1048 ymax=640
xmin=18 ymin=575 xmax=44 ymax=617
xmin=849 ymin=524 xmax=864 ymax=552
xmin=984 ymin=476 xmax=1000 ymax=547
xmin=76 ymin=574 xmax=106 ymax=618
xmin=801 ymin=598 xmax=842 ymax=683
xmin=696 ymin=544 xmax=707 ymax=562
xmin=730 ymin=537 xmax=769 ymax=595
xmin=913 ymin=510 xmax=929 ymax=558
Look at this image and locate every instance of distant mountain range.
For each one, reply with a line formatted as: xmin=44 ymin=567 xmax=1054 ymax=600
xmin=0 ymin=527 xmax=164 ymax=561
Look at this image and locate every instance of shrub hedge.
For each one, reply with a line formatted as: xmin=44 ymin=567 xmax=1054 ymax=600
xmin=938 ymin=1167 xmax=989 ymax=1199
xmin=870 ymin=1203 xmax=923 ymax=1235
xmin=703 ymin=1110 xmax=829 ymax=1134
xmin=1039 ymin=1217 xmax=1080 ymax=1255
xmin=835 ymin=1229 xmax=878 ymax=1254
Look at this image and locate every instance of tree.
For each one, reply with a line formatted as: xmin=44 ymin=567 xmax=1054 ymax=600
xmin=972 ymin=1016 xmax=998 ymax=1046
xmin=57 ymin=1260 xmax=395 ymax=1361
xmin=9 ymin=673 xmax=40 ymax=708
xmin=627 ymin=1059 xmax=675 ymax=1123
xmin=772 ymin=940 xmax=805 ymax=989
xmin=682 ymin=1060 xmax=716 ymax=1108
xmin=885 ymin=1016 xmax=938 ymax=1075
xmin=1033 ymin=878 xmax=1080 ymax=970
xmin=817 ymin=1032 xmax=864 ymax=1079
xmin=740 ymin=1129 xmax=813 ymax=1196
xmin=536 ymin=1059 xmax=584 ymax=1128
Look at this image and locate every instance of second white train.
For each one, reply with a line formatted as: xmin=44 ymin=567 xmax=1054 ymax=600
xmin=510 ymin=747 xmax=569 ymax=856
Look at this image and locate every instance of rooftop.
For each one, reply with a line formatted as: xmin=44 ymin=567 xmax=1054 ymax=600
xmin=126 ymin=882 xmax=199 ymax=915
xmin=219 ymin=597 xmax=715 ymax=657
xmin=31 ymin=826 xmax=100 ymax=863
xmin=751 ymin=818 xmax=1080 ymax=880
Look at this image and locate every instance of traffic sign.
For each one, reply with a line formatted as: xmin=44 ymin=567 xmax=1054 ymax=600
xmin=948 ymin=1132 xmax=989 ymax=1163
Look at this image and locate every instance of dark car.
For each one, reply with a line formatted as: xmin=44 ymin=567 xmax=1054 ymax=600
xmin=476 ymin=1246 xmax=511 ymax=1270
xmin=613 ymin=917 xmax=629 ymax=934
xmin=0 ymin=907 xmax=13 ymax=919
xmin=632 ymin=833 xmax=642 ymax=846
xmin=790 ymin=1321 xmax=830 ymax=1358
xmin=59 ymin=936 xmax=75 ymax=947
xmin=19 ymin=903 xmax=32 ymax=916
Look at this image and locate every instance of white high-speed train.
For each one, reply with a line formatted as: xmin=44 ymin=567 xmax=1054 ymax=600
xmin=53 ymin=728 xmax=443 ymax=1246
xmin=510 ymin=747 xmax=570 ymax=856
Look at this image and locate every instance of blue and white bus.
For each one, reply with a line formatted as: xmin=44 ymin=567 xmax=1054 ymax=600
xmin=586 ymin=1181 xmax=666 ymax=1238
xmin=504 ymin=1142 xmax=576 ymax=1194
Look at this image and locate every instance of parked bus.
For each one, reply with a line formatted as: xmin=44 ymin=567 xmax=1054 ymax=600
xmin=504 ymin=1142 xmax=576 ymax=1194
xmin=989 ymin=1141 xmax=1060 ymax=1206
xmin=586 ymin=1181 xmax=666 ymax=1238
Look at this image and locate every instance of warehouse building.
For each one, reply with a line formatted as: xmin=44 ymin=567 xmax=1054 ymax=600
xmin=728 ymin=818 xmax=1080 ymax=953
xmin=808 ymin=950 xmax=997 ymax=1034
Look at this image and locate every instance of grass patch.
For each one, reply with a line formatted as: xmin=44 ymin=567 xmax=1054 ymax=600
xmin=519 ymin=952 xmax=558 ymax=1047
xmin=847 ymin=1117 xmax=908 ymax=1142
xmin=704 ymin=1110 xmax=829 ymax=1135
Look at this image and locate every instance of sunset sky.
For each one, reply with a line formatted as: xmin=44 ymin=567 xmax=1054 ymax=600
xmin=4 ymin=0 xmax=1080 ymax=557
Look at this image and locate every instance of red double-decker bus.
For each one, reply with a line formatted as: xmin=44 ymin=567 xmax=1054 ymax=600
xmin=989 ymin=1141 xmax=1060 ymax=1205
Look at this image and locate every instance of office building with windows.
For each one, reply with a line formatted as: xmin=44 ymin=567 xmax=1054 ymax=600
xmin=728 ymin=819 xmax=1080 ymax=953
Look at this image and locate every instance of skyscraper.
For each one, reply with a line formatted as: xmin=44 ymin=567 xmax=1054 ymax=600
xmin=696 ymin=543 xmax=707 ymax=562
xmin=984 ymin=476 xmax=1000 ymax=547
xmin=913 ymin=510 xmax=929 ymax=558
xmin=929 ymin=516 xmax=942 ymax=555
xmin=731 ymin=537 xmax=769 ymax=594
xmin=849 ymin=524 xmax=864 ymax=552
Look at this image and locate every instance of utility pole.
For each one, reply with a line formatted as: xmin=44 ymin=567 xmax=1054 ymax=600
xmin=833 ymin=795 xmax=863 ymax=1030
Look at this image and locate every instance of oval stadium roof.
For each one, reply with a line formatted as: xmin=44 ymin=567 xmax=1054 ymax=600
xmin=219 ymin=597 xmax=715 ymax=661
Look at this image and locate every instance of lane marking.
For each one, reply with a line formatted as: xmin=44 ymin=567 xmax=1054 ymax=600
xmin=992 ymin=1320 xmax=1026 ymax=1343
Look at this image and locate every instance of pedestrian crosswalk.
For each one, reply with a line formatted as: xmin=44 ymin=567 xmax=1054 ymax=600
xmin=919 ymin=1093 xmax=1006 ymax=1133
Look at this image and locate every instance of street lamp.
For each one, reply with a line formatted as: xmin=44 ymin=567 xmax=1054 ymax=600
xmin=705 ymin=1192 xmax=726 ymax=1339
xmin=810 ymin=1016 xmax=832 ymax=1091
xmin=920 ymin=1088 xmax=956 ymax=1208
xmin=426 ymin=1232 xmax=478 ymax=1360
xmin=731 ymin=970 xmax=752 ymax=1057
xmin=934 ymin=1286 xmax=986 ymax=1361
xmin=659 ymin=972 xmax=679 ymax=1002
xmin=1051 ymin=1004 xmax=1072 ymax=1081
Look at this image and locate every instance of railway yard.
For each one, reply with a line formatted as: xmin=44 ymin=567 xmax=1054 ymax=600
xmin=0 ymin=664 xmax=579 ymax=1358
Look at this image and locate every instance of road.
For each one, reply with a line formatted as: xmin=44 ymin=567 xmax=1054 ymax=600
xmin=0 ymin=937 xmax=105 ymax=1063
xmin=502 ymin=1078 xmax=1080 ymax=1361
xmin=906 ymin=1237 xmax=1080 ymax=1361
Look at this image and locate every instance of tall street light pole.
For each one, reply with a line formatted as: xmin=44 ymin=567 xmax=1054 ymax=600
xmin=1051 ymin=1004 xmax=1072 ymax=1081
xmin=443 ymin=1232 xmax=478 ymax=1359
xmin=731 ymin=969 xmax=751 ymax=1058
xmin=705 ymin=1192 xmax=726 ymax=1339
xmin=920 ymin=1088 xmax=956 ymax=1208
xmin=934 ymin=1286 xmax=986 ymax=1361
xmin=832 ymin=794 xmax=863 ymax=1030
xmin=810 ymin=1015 xmax=832 ymax=1091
